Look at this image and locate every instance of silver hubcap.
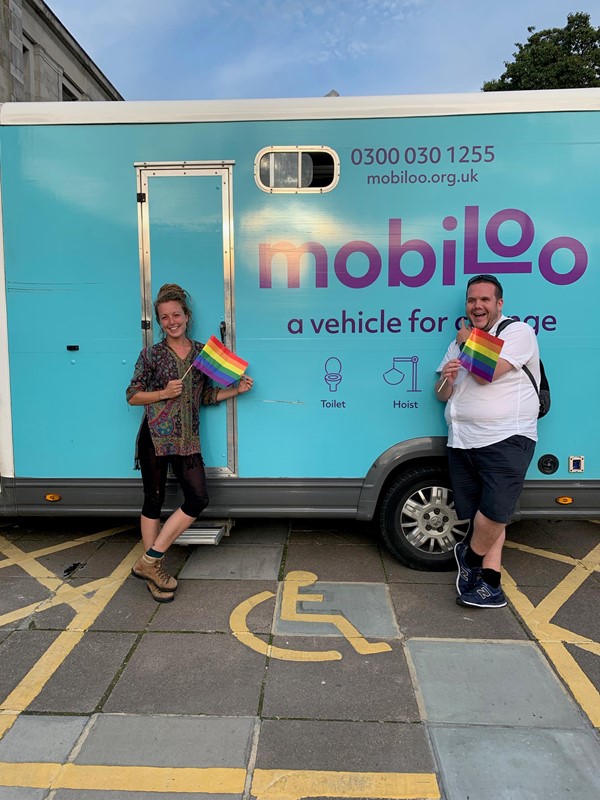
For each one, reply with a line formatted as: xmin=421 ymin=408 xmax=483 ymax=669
xmin=399 ymin=484 xmax=469 ymax=554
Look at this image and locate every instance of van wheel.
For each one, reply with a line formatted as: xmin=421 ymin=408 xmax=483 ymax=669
xmin=379 ymin=466 xmax=470 ymax=571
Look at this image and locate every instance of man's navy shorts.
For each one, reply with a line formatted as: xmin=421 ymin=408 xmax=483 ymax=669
xmin=447 ymin=435 xmax=536 ymax=525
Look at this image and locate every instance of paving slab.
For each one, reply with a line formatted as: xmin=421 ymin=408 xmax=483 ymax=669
xmin=75 ymin=714 xmax=255 ymax=767
xmin=29 ymin=631 xmax=138 ymax=713
xmin=283 ymin=543 xmax=386 ymax=582
xmin=35 ymin=540 xmax=107 ymax=578
xmin=409 ymin=639 xmax=587 ymax=728
xmin=0 ymin=789 xmax=46 ymax=800
xmin=0 ymin=630 xmax=60 ymax=698
xmin=58 ymin=539 xmax=142 ymax=580
xmin=430 ymin=725 xmax=600 ymax=800
xmin=0 ymin=559 xmax=34 ymax=578
xmin=509 ymin=519 xmax=600 ymax=560
xmin=390 ymin=584 xmax=529 ymax=640
xmin=31 ymin=572 xmax=175 ymax=633
xmin=274 ymin=580 xmax=399 ymax=639
xmin=0 ymin=577 xmax=52 ymax=629
xmin=0 ymin=522 xmax=26 ymax=541
xmin=27 ymin=591 xmax=79 ymax=630
xmin=551 ymin=583 xmax=600 ymax=642
xmin=255 ymin=718 xmax=435 ymax=773
xmin=90 ymin=578 xmax=166 ymax=631
xmin=149 ymin=579 xmax=277 ymax=633
xmin=507 ymin=582 xmax=554 ymax=606
xmin=261 ymin=636 xmax=418 ymax=722
xmin=506 ymin=519 xmax=573 ymax=553
xmin=6 ymin=518 xmax=130 ymax=538
xmin=180 ymin=544 xmax=283 ymax=580
xmin=381 ymin=550 xmax=456 ymax=584
xmin=223 ymin=519 xmax=289 ymax=544
xmin=103 ymin=632 xmax=267 ymax=715
xmin=0 ymin=714 xmax=88 ymax=761
xmin=565 ymin=643 xmax=600 ymax=696
xmin=289 ymin=521 xmax=377 ymax=546
xmin=502 ymin=545 xmax=575 ymax=587
xmin=544 ymin=519 xmax=600 ymax=560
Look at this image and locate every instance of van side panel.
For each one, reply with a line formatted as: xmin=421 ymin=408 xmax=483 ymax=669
xmin=0 ymin=101 xmax=598 ymax=518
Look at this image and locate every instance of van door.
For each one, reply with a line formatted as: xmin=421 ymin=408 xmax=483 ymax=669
xmin=136 ymin=162 xmax=236 ymax=475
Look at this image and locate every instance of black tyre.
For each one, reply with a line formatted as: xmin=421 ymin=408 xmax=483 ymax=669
xmin=379 ymin=466 xmax=470 ymax=570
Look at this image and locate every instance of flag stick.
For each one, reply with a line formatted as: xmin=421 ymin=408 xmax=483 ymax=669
xmin=436 ymin=377 xmax=448 ymax=393
xmin=181 ymin=363 xmax=194 ymax=380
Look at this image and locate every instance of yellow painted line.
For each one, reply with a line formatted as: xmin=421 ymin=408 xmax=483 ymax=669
xmin=577 ymin=641 xmax=600 ymax=657
xmin=504 ymin=576 xmax=599 ymax=647
xmin=0 ymin=599 xmax=52 ymax=628
xmin=0 ymin=576 xmax=122 ymax=629
xmin=280 ymin=571 xmax=392 ymax=655
xmin=0 ymin=764 xmax=440 ymax=798
xmin=0 ymin=714 xmax=18 ymax=740
xmin=0 ymin=541 xmax=143 ymax=739
xmin=504 ymin=539 xmax=600 ymax=573
xmin=503 ymin=537 xmax=600 ymax=729
xmin=0 ymin=761 xmax=60 ymax=789
xmin=504 ymin=540 xmax=578 ymax=566
xmin=0 ymin=526 xmax=134 ymax=571
xmin=0 ymin=631 xmax=84 ymax=713
xmin=0 ymin=537 xmax=65 ymax=589
xmin=0 ymin=762 xmax=246 ymax=793
xmin=524 ymin=567 xmax=590 ymax=628
xmin=0 ymin=525 xmax=139 ymax=626
xmin=251 ymin=769 xmax=440 ymax=800
xmin=540 ymin=642 xmax=600 ymax=728
xmin=230 ymin=590 xmax=342 ymax=661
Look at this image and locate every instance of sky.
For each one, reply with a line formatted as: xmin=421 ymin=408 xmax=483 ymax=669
xmin=47 ymin=1 xmax=598 ymax=100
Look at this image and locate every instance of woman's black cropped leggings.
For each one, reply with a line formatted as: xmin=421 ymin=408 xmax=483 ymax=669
xmin=137 ymin=419 xmax=209 ymax=519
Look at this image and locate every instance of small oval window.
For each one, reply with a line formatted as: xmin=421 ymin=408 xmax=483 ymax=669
xmin=255 ymin=146 xmax=339 ymax=193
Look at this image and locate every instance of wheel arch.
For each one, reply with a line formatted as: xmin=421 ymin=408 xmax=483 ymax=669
xmin=357 ymin=436 xmax=449 ymax=521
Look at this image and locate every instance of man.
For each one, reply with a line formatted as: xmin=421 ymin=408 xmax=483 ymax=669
xmin=435 ymin=275 xmax=540 ymax=608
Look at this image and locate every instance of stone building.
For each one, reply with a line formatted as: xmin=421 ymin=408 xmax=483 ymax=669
xmin=1 ymin=0 xmax=122 ymax=101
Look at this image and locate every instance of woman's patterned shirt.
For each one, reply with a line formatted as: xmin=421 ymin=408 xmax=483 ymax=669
xmin=126 ymin=339 xmax=219 ymax=457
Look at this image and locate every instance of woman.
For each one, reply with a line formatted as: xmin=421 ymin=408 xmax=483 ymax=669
xmin=126 ymin=283 xmax=253 ymax=602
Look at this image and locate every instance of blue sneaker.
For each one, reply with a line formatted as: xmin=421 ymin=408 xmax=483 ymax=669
xmin=454 ymin=542 xmax=480 ymax=595
xmin=456 ymin=579 xmax=507 ymax=609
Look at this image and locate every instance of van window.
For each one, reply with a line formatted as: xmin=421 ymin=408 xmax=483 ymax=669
xmin=255 ymin=147 xmax=339 ymax=193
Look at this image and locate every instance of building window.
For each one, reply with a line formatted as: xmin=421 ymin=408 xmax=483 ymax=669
xmin=22 ymin=36 xmax=35 ymax=101
xmin=255 ymin=147 xmax=339 ymax=193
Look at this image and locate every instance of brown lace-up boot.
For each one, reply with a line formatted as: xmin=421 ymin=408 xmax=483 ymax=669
xmin=146 ymin=581 xmax=175 ymax=603
xmin=132 ymin=553 xmax=178 ymax=592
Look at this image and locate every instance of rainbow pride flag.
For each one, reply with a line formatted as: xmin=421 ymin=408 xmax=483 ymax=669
xmin=191 ymin=336 xmax=249 ymax=387
xmin=458 ymin=328 xmax=504 ymax=382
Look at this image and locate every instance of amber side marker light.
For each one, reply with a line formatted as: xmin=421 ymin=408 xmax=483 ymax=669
xmin=555 ymin=496 xmax=573 ymax=505
xmin=45 ymin=494 xmax=62 ymax=502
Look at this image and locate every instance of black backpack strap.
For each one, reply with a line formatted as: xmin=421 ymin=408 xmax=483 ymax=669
xmin=495 ymin=318 xmax=540 ymax=394
xmin=521 ymin=364 xmax=539 ymax=396
xmin=495 ymin=318 xmax=514 ymax=336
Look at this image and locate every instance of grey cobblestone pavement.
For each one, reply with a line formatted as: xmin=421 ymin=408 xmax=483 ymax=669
xmin=0 ymin=516 xmax=598 ymax=799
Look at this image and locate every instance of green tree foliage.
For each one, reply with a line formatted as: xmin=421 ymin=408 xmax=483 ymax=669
xmin=482 ymin=12 xmax=600 ymax=91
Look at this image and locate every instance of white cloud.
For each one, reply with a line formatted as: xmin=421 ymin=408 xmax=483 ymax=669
xmin=46 ymin=0 xmax=589 ymax=100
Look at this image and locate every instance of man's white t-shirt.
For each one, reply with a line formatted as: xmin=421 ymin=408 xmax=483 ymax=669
xmin=437 ymin=316 xmax=540 ymax=449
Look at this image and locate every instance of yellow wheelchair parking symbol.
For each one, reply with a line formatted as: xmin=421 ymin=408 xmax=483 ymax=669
xmin=230 ymin=571 xmax=392 ymax=661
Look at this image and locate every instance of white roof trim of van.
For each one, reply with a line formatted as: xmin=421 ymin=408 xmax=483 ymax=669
xmin=2 ymin=88 xmax=600 ymax=125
